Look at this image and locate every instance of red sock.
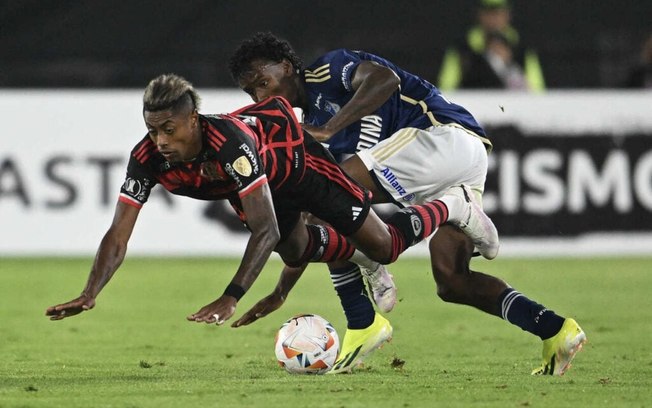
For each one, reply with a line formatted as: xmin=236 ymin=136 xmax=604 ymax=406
xmin=287 ymin=224 xmax=355 ymax=267
xmin=385 ymin=200 xmax=449 ymax=262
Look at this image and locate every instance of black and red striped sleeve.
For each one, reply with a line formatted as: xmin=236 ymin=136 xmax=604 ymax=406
xmin=231 ymin=97 xmax=305 ymax=189
xmin=119 ymin=137 xmax=158 ymax=209
xmin=203 ymin=116 xmax=268 ymax=200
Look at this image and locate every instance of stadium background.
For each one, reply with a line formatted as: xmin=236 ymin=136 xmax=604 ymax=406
xmin=2 ymin=0 xmax=651 ymax=88
xmin=1 ymin=1 xmax=651 ymax=257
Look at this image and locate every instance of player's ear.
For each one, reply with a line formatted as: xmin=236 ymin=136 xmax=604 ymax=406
xmin=281 ymin=59 xmax=295 ymax=76
xmin=191 ymin=109 xmax=199 ymax=127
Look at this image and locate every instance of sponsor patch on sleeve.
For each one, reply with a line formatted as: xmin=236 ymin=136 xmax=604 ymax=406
xmin=232 ymin=156 xmax=252 ymax=177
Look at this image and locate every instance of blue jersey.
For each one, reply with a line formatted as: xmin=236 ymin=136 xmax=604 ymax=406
xmin=302 ymin=49 xmax=488 ymax=158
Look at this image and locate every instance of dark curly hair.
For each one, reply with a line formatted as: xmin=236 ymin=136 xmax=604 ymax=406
xmin=228 ymin=32 xmax=303 ymax=84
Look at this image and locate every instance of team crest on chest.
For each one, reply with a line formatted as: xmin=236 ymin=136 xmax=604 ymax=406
xmin=232 ymin=156 xmax=252 ymax=177
xmin=324 ymin=101 xmax=340 ymax=116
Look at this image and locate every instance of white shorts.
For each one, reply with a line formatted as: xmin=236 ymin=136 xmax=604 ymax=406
xmin=357 ymin=124 xmax=488 ymax=206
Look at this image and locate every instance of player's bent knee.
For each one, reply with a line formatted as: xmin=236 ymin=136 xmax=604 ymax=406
xmin=277 ymin=249 xmax=304 ymax=268
xmin=275 ymin=241 xmax=306 ymax=268
xmin=429 ymin=226 xmax=472 ymax=274
xmin=282 ymin=256 xmax=304 ymax=268
xmin=433 ymin=268 xmax=472 ymax=303
xmin=429 ymin=225 xmax=473 ymax=302
xmin=435 ymin=280 xmax=466 ymax=303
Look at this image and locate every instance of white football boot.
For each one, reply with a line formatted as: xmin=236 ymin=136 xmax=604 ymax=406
xmin=359 ymin=262 xmax=397 ymax=313
xmin=442 ymin=185 xmax=500 ymax=260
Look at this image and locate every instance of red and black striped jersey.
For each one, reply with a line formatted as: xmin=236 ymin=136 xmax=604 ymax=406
xmin=119 ymin=96 xmax=305 ymax=209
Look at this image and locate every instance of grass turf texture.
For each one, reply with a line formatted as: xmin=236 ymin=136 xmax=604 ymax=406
xmin=1 ymin=256 xmax=651 ymax=407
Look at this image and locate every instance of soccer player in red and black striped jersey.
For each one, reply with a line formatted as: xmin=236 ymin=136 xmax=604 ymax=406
xmin=46 ymin=74 xmax=498 ymax=331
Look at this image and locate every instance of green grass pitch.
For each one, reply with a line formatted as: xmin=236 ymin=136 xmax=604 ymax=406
xmin=2 ymin=256 xmax=651 ymax=407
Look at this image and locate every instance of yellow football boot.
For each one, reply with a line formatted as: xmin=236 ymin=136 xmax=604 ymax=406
xmin=532 ymin=318 xmax=587 ymax=376
xmin=328 ymin=313 xmax=393 ymax=374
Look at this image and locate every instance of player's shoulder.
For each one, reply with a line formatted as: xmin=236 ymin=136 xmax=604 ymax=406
xmin=202 ymin=112 xmax=256 ymax=134
xmin=305 ymin=49 xmax=363 ymax=92
xmin=308 ymin=48 xmax=360 ymax=68
xmin=200 ymin=113 xmax=249 ymax=141
xmin=201 ymin=112 xmax=229 ymax=126
xmin=129 ymin=135 xmax=158 ymax=164
xmin=231 ymin=97 xmax=294 ymax=121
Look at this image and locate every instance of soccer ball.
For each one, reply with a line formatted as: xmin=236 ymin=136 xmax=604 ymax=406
xmin=274 ymin=314 xmax=340 ymax=374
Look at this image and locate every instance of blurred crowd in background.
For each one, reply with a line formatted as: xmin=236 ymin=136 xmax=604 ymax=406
xmin=1 ymin=0 xmax=651 ymax=90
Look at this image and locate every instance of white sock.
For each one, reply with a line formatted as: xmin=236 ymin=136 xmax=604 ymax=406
xmin=349 ymin=250 xmax=380 ymax=271
xmin=438 ymin=190 xmax=469 ymax=224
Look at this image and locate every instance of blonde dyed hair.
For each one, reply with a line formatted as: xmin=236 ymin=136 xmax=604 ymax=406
xmin=143 ymin=73 xmax=201 ymax=113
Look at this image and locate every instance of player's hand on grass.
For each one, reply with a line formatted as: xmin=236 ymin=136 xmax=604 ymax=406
xmin=187 ymin=295 xmax=237 ymax=326
xmin=46 ymin=295 xmax=96 ymax=320
xmin=231 ymin=292 xmax=285 ymax=327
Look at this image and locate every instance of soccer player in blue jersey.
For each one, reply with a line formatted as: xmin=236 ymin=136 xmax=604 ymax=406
xmin=45 ymin=74 xmax=498 ymax=346
xmin=228 ymin=32 xmax=586 ymax=375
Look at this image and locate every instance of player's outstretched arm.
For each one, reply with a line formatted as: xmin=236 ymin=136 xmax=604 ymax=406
xmin=232 ymin=263 xmax=307 ymax=327
xmin=188 ymin=183 xmax=280 ymax=326
xmin=308 ymin=60 xmax=399 ymax=142
xmin=45 ymin=201 xmax=140 ymax=320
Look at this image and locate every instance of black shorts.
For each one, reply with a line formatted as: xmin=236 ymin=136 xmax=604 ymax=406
xmin=272 ymin=136 xmax=371 ymax=241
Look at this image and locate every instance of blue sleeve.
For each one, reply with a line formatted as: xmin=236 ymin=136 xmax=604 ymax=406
xmin=308 ymin=49 xmax=363 ymax=94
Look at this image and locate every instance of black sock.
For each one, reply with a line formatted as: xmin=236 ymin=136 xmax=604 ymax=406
xmin=498 ymin=288 xmax=565 ymax=340
xmin=330 ymin=263 xmax=375 ymax=329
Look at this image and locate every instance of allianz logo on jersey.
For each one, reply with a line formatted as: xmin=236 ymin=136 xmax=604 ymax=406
xmin=380 ymin=167 xmax=415 ymax=202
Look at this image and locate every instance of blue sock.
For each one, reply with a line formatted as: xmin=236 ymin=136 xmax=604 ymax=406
xmin=498 ymin=288 xmax=565 ymax=340
xmin=330 ymin=263 xmax=375 ymax=329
